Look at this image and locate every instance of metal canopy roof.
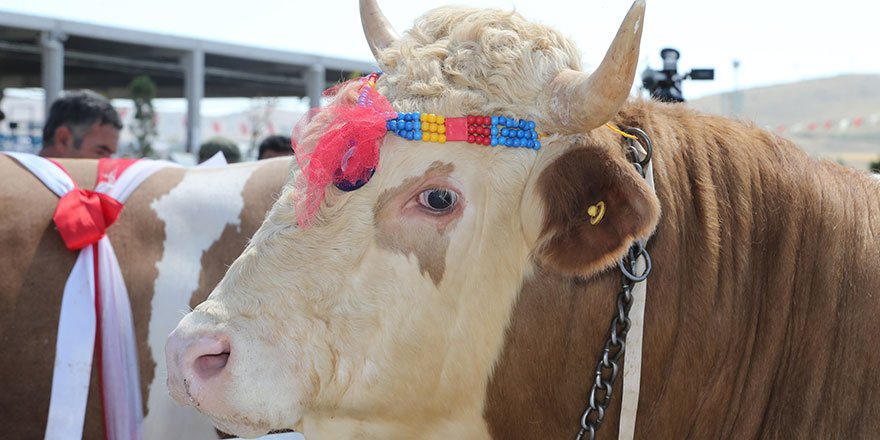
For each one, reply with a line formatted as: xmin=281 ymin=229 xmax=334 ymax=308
xmin=0 ymin=10 xmax=377 ymax=99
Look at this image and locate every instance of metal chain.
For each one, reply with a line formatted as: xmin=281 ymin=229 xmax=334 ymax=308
xmin=575 ymin=128 xmax=653 ymax=440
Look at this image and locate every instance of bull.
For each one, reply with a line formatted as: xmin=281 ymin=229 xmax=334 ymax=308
xmin=166 ymin=1 xmax=880 ymax=439
xmin=0 ymin=156 xmax=289 ymax=439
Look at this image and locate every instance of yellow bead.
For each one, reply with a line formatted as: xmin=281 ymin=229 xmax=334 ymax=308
xmin=427 ymin=114 xmax=437 ymax=123
xmin=420 ymin=113 xmax=427 ymax=122
xmin=422 ymin=135 xmax=430 ymax=142
xmin=430 ymin=133 xmax=439 ymax=142
xmin=438 ymin=134 xmax=446 ymax=143
xmin=438 ymin=125 xmax=446 ymax=134
xmin=588 ymin=205 xmax=598 ymax=217
xmin=436 ymin=115 xmax=445 ymax=124
xmin=428 ymin=123 xmax=437 ymax=132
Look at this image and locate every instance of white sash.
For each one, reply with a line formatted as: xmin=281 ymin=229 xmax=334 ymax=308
xmin=618 ymin=144 xmax=655 ymax=440
xmin=3 ymin=152 xmax=174 ymax=440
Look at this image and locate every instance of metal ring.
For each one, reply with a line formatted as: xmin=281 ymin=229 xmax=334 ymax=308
xmin=624 ymin=127 xmax=653 ymax=169
xmin=619 ymin=248 xmax=652 ymax=282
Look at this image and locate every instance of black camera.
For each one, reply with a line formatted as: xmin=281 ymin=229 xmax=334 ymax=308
xmin=641 ymin=48 xmax=714 ymax=103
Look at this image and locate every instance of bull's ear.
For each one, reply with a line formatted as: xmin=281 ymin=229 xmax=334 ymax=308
xmin=523 ymin=143 xmax=660 ymax=276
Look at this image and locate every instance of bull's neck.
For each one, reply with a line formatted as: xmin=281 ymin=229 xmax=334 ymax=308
xmin=616 ymin=99 xmax=880 ymax=437
xmin=484 ymin=100 xmax=880 ymax=438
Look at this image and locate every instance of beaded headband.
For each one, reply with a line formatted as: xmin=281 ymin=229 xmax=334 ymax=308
xmin=386 ymin=113 xmax=542 ymax=149
xmin=290 ymin=72 xmax=543 ymax=228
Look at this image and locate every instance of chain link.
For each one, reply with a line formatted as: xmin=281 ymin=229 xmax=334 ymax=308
xmin=575 ymin=128 xmax=653 ymax=440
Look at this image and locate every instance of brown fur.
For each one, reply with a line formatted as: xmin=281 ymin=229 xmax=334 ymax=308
xmin=484 ymin=98 xmax=880 ymax=438
xmin=0 ymin=156 xmax=288 ymax=439
xmin=374 ymin=161 xmax=459 ymax=286
xmin=534 ymin=142 xmax=660 ymax=275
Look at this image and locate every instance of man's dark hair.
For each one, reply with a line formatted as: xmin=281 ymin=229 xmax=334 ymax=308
xmin=42 ymin=90 xmax=122 ymax=148
xmin=199 ymin=136 xmax=242 ymax=163
xmin=257 ymin=135 xmax=292 ymax=160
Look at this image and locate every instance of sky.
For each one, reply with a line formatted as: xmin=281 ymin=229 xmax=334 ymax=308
xmin=1 ymin=0 xmax=878 ymax=112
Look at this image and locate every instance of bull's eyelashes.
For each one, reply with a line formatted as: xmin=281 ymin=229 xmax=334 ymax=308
xmin=418 ymin=188 xmax=459 ymax=213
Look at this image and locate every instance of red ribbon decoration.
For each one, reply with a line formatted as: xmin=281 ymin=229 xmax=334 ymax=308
xmin=291 ymin=77 xmax=395 ymax=228
xmin=53 ymin=188 xmax=123 ymax=251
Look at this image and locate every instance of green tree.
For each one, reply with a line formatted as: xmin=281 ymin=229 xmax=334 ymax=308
xmin=870 ymin=157 xmax=880 ymax=174
xmin=128 ymin=75 xmax=158 ymax=158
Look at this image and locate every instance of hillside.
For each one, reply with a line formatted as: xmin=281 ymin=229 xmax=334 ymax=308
xmin=687 ymin=74 xmax=880 ymax=170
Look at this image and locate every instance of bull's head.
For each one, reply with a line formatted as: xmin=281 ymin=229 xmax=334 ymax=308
xmin=166 ymin=1 xmax=658 ymax=437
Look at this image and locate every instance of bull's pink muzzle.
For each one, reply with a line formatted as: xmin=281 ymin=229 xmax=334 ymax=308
xmin=165 ymin=332 xmax=231 ymax=408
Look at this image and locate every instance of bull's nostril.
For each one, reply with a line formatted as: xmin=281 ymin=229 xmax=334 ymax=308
xmin=188 ymin=337 xmax=231 ymax=380
xmin=196 ymin=352 xmax=230 ymax=375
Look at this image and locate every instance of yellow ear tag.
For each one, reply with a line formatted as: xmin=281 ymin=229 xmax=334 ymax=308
xmin=588 ymin=201 xmax=606 ymax=225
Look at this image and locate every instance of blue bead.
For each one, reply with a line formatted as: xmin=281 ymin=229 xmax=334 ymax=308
xmin=531 ymin=131 xmax=538 ymax=139
xmin=491 ymin=127 xmax=498 ymax=136
xmin=506 ymin=138 xmax=514 ymax=147
xmin=490 ymin=138 xmax=498 ymax=146
xmin=396 ymin=112 xmax=403 ymax=120
xmin=527 ymin=121 xmax=536 ymax=130
xmin=498 ymin=136 xmax=506 ymax=144
xmin=499 ymin=116 xmax=507 ymax=125
xmin=491 ymin=116 xmax=498 ymax=125
xmin=413 ymin=112 xmax=420 ymax=121
xmin=518 ymin=119 xmax=526 ymax=129
xmin=527 ymin=140 xmax=535 ymax=149
xmin=404 ymin=121 xmax=413 ymax=130
xmin=414 ymin=121 xmax=421 ymax=131
xmin=406 ymin=131 xmax=415 ymax=140
xmin=514 ymin=139 xmax=522 ymax=147
xmin=518 ymin=130 xmax=525 ymax=138
xmin=535 ymin=141 xmax=541 ymax=149
xmin=414 ymin=131 xmax=423 ymax=140
xmin=501 ymin=128 xmax=509 ymax=136
xmin=402 ymin=113 xmax=410 ymax=121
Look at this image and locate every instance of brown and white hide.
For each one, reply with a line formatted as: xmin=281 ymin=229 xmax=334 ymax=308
xmin=0 ymin=155 xmax=290 ymax=439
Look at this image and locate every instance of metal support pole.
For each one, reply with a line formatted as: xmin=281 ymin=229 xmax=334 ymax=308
xmin=182 ymin=49 xmax=204 ymax=154
xmin=40 ymin=31 xmax=66 ymax=116
xmin=306 ymin=64 xmax=325 ymax=109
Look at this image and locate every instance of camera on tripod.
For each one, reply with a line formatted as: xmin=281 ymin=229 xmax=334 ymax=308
xmin=641 ymin=48 xmax=714 ymax=103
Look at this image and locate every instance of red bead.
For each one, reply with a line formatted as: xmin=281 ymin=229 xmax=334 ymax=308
xmin=467 ymin=125 xmax=475 ymax=134
xmin=467 ymin=115 xmax=476 ymax=124
xmin=482 ymin=136 xmax=491 ymax=145
xmin=482 ymin=116 xmax=490 ymax=125
xmin=482 ymin=127 xmax=491 ymax=136
xmin=467 ymin=135 xmax=476 ymax=143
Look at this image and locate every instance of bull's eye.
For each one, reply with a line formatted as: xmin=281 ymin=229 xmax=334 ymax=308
xmin=418 ymin=188 xmax=458 ymax=212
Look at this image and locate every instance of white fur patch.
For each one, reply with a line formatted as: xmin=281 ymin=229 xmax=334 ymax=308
xmin=144 ymin=164 xmax=260 ymax=439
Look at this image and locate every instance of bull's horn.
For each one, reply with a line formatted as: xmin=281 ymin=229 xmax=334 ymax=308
xmin=542 ymin=0 xmax=645 ymax=134
xmin=360 ymin=0 xmax=399 ymax=58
